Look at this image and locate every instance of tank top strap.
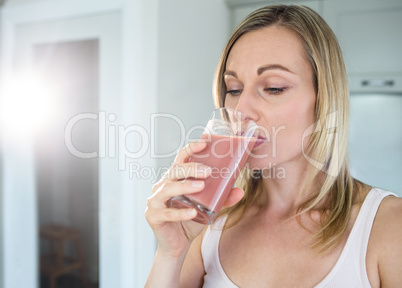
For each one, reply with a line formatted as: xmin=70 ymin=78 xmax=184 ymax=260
xmin=355 ymin=188 xmax=397 ymax=284
xmin=201 ymin=214 xmax=228 ymax=269
xmin=315 ymin=187 xmax=397 ymax=287
xmin=202 ymin=214 xmax=238 ymax=288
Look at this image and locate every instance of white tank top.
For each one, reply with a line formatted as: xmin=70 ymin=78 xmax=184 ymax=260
xmin=201 ymin=188 xmax=396 ymax=287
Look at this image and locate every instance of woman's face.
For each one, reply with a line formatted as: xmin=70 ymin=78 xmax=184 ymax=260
xmin=224 ymin=26 xmax=316 ymax=171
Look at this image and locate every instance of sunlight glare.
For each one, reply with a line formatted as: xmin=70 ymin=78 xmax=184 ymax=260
xmin=1 ymin=72 xmax=55 ymax=139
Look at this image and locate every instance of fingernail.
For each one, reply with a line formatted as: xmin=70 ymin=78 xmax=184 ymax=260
xmin=200 ymin=166 xmax=211 ymax=176
xmin=205 ymin=167 xmax=212 ymax=175
xmin=194 ymin=164 xmax=211 ymax=176
xmin=191 ymin=181 xmax=204 ymax=188
xmin=187 ymin=209 xmax=196 ymax=216
xmin=191 ymin=140 xmax=206 ymax=146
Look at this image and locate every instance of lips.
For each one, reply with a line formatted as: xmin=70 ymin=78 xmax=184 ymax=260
xmin=253 ymin=135 xmax=267 ymax=149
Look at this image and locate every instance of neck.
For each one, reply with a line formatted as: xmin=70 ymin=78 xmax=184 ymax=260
xmin=258 ymin=157 xmax=322 ymax=218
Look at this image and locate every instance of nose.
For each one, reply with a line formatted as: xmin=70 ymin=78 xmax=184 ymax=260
xmin=232 ymin=89 xmax=260 ymax=123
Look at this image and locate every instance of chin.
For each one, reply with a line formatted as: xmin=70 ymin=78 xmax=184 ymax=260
xmin=245 ymin=157 xmax=278 ymax=170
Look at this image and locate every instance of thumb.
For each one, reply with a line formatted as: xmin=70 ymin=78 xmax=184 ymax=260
xmin=222 ymin=187 xmax=244 ymax=208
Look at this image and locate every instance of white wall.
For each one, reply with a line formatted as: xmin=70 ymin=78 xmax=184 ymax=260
xmin=120 ymin=1 xmax=231 ymax=285
xmin=3 ymin=0 xmax=45 ymax=4
xmin=0 ymin=1 xmax=3 ymax=285
xmin=155 ymin=0 xmax=230 ymax=172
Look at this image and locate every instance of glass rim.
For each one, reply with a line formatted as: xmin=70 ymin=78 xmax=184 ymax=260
xmin=212 ymin=107 xmax=257 ymax=124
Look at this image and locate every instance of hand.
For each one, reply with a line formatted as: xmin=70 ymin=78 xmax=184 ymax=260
xmin=145 ymin=141 xmax=244 ymax=259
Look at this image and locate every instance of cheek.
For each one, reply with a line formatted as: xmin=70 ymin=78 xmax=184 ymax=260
xmin=224 ymin=96 xmax=238 ymax=110
xmin=272 ymin=101 xmax=313 ymax=129
xmin=274 ymin=96 xmax=316 ymax=150
xmin=283 ymin=92 xmax=316 ymax=129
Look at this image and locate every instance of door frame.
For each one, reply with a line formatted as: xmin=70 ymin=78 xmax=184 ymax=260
xmin=0 ymin=0 xmax=158 ymax=287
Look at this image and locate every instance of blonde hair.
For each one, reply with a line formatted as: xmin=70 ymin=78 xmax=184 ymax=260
xmin=214 ymin=4 xmax=360 ymax=254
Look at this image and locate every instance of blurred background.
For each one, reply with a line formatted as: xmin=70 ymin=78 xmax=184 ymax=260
xmin=0 ymin=0 xmax=401 ymax=287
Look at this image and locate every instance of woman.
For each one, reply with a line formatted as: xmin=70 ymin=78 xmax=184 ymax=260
xmin=145 ymin=4 xmax=402 ymax=287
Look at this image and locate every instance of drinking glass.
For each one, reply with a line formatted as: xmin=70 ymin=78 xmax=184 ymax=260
xmin=167 ymin=107 xmax=259 ymax=224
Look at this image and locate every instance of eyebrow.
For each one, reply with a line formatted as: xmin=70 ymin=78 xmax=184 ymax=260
xmin=257 ymin=64 xmax=295 ymax=75
xmin=224 ymin=64 xmax=295 ymax=78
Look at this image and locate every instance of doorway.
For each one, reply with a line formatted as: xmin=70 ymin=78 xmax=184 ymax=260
xmin=34 ymin=40 xmax=99 ymax=288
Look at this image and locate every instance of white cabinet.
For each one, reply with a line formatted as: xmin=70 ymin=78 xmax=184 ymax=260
xmin=227 ymin=0 xmax=402 ymax=93
xmin=323 ymin=0 xmax=402 ymax=93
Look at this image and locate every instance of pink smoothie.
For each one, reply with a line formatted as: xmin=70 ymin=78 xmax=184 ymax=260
xmin=187 ymin=133 xmax=256 ymax=214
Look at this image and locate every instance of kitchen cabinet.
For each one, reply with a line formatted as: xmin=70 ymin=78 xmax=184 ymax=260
xmin=323 ymin=0 xmax=402 ymax=93
xmin=323 ymin=0 xmax=402 ymax=195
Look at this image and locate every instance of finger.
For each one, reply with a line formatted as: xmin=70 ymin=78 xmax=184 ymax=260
xmin=175 ymin=141 xmax=207 ymax=164
xmin=151 ymin=180 xmax=206 ymax=204
xmin=154 ymin=141 xmax=207 ymax=190
xmin=153 ymin=161 xmax=210 ymax=194
xmin=166 ymin=162 xmax=211 ymax=181
xmin=222 ymin=187 xmax=245 ymax=208
xmin=152 ymin=174 xmax=170 ymax=194
xmin=152 ymin=179 xmax=165 ymax=194
xmin=146 ymin=207 xmax=197 ymax=225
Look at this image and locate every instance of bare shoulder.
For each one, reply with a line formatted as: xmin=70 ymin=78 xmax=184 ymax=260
xmin=374 ymin=194 xmax=402 ymax=235
xmin=371 ymin=194 xmax=402 ymax=286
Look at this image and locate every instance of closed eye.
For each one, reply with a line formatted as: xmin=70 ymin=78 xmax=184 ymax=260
xmin=264 ymin=87 xmax=286 ymax=95
xmin=226 ymin=89 xmax=242 ymax=96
